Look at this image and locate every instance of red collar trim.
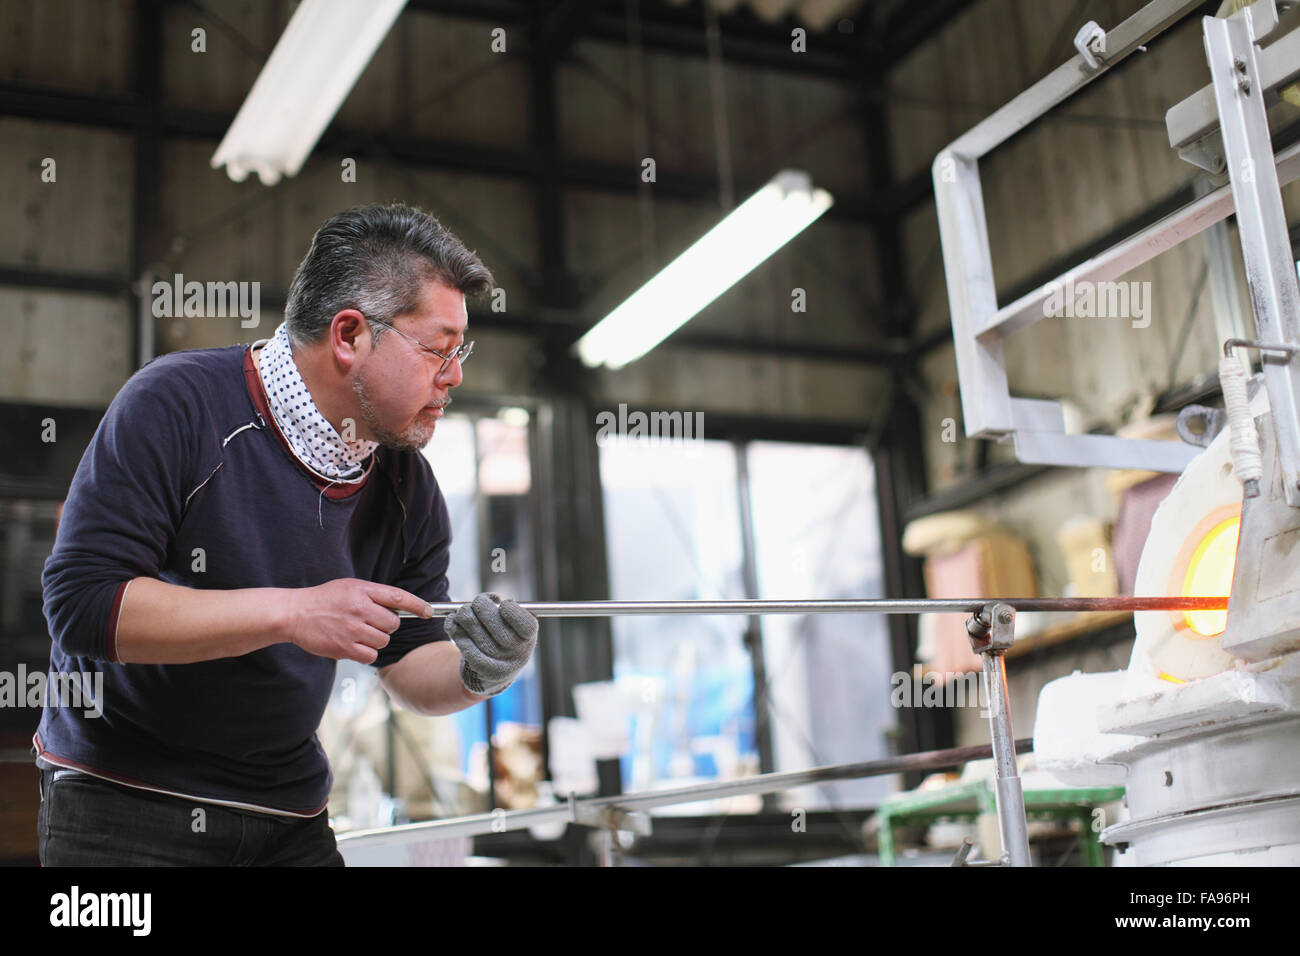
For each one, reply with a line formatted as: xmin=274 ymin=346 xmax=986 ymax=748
xmin=243 ymin=344 xmax=373 ymax=500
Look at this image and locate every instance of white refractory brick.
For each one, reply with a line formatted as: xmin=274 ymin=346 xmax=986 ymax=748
xmin=1033 ymin=670 xmax=1141 ymax=786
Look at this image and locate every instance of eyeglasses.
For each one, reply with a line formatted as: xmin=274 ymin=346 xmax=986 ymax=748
xmin=365 ymin=316 xmax=474 ymax=376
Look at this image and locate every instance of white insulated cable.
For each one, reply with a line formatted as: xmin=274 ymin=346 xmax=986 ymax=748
xmin=1219 ymin=354 xmax=1262 ymax=496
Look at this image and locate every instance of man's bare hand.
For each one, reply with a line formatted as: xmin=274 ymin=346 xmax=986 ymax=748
xmin=283 ymin=579 xmax=432 ymax=664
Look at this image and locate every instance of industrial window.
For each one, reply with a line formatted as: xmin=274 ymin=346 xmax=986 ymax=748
xmin=747 ymin=442 xmax=896 ymax=809
xmin=599 ymin=437 xmax=894 ymax=812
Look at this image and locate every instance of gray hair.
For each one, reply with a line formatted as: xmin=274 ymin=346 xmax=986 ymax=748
xmin=283 ymin=203 xmax=494 ymax=348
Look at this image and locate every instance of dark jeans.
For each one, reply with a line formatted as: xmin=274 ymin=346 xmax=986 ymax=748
xmin=38 ymin=768 xmax=344 ymax=866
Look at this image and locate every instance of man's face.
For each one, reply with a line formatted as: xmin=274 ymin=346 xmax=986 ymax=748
xmin=351 ymin=280 xmax=468 ymax=451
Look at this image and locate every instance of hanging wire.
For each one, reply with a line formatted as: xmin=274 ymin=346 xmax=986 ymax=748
xmin=704 ymin=3 xmax=735 ymax=211
xmin=626 ymin=0 xmax=659 ymax=282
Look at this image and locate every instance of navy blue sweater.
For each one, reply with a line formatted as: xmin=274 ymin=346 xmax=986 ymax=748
xmin=37 ymin=343 xmax=452 ymax=815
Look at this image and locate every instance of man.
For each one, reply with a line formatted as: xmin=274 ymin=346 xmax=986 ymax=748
xmin=36 ymin=203 xmax=537 ymax=865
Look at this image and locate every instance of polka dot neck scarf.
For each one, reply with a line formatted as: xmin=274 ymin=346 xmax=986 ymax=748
xmin=255 ymin=323 xmax=378 ymax=482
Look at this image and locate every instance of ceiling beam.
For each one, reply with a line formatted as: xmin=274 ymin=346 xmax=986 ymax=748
xmin=531 ymin=0 xmax=606 ymax=60
xmin=407 ymin=0 xmax=860 ymax=77
xmin=874 ymin=0 xmax=982 ymax=71
xmin=0 ymin=265 xmax=898 ymax=366
xmin=0 ymin=83 xmax=886 ymax=223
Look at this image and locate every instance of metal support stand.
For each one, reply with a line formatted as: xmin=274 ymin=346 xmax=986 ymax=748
xmin=965 ymin=602 xmax=1032 ymax=867
xmin=568 ymin=792 xmax=652 ymax=867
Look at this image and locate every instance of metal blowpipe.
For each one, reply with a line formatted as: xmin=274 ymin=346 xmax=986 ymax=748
xmin=396 ymin=595 xmax=1228 ymax=619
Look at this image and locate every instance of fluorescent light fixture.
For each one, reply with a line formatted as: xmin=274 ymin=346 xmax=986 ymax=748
xmin=575 ymin=170 xmax=833 ymax=369
xmin=211 ymin=0 xmax=408 ymax=186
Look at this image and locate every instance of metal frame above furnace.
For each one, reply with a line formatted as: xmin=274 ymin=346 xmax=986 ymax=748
xmin=934 ymin=0 xmax=1300 ymax=494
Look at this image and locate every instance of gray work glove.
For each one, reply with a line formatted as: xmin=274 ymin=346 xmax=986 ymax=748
xmin=445 ymin=593 xmax=539 ymax=697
